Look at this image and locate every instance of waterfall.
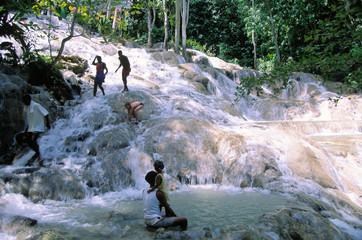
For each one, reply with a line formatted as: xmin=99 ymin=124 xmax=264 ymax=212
xmin=0 ymin=15 xmax=361 ymax=240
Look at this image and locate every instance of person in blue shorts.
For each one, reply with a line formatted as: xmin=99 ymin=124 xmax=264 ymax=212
xmin=142 ymin=171 xmax=187 ymax=230
xmin=92 ymin=56 xmax=108 ymax=96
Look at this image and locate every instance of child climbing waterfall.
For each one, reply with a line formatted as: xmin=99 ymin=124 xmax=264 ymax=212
xmin=125 ymin=101 xmax=144 ymax=124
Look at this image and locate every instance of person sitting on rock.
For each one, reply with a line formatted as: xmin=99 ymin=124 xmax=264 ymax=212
xmin=147 ymin=160 xmax=170 ymax=206
xmin=142 ymin=171 xmax=187 ymax=230
xmin=125 ymin=101 xmax=144 ymax=124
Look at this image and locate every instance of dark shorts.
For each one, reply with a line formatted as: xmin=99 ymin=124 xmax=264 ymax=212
xmin=95 ymin=72 xmax=105 ymax=83
xmin=122 ymin=68 xmax=131 ymax=76
xmin=145 ymin=217 xmax=175 ymax=228
xmin=16 ymin=132 xmax=41 ymax=143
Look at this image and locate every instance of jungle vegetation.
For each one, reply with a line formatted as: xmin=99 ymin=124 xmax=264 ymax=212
xmin=1 ymin=0 xmax=361 ymax=96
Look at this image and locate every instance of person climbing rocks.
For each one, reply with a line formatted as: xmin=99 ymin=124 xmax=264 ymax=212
xmin=125 ymin=101 xmax=143 ymax=124
xmin=92 ymin=55 xmax=108 ymax=96
xmin=115 ymin=50 xmax=131 ymax=92
xmin=20 ymin=94 xmax=50 ymax=166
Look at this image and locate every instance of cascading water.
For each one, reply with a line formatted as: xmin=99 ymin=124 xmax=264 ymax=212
xmin=0 ymin=15 xmax=361 ymax=239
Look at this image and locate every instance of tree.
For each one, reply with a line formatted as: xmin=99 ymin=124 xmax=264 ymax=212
xmin=32 ymin=0 xmax=94 ymax=67
xmin=0 ymin=0 xmax=35 ymax=63
xmin=251 ymin=0 xmax=257 ymax=69
xmin=162 ymin=0 xmax=169 ymax=50
xmin=106 ymin=0 xmax=112 ymax=19
xmin=181 ymin=0 xmax=189 ymax=58
xmin=265 ymin=0 xmax=280 ymax=63
xmin=51 ymin=6 xmax=79 ymax=67
xmin=188 ymin=0 xmax=250 ymax=65
xmin=175 ymin=0 xmax=181 ymax=53
xmin=301 ymin=0 xmax=361 ymax=91
xmin=146 ymin=0 xmax=156 ymax=48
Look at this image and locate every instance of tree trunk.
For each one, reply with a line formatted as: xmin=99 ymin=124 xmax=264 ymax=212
xmin=163 ymin=0 xmax=168 ymax=50
xmin=175 ymin=0 xmax=181 ymax=53
xmin=147 ymin=0 xmax=156 ymax=48
xmin=112 ymin=7 xmax=119 ymax=33
xmin=181 ymin=0 xmax=189 ymax=58
xmin=266 ymin=0 xmax=281 ymax=63
xmin=106 ymin=0 xmax=112 ymax=19
xmin=252 ymin=0 xmax=257 ymax=69
xmin=51 ymin=6 xmax=78 ymax=67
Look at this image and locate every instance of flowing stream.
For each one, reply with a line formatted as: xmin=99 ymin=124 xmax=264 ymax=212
xmin=0 ymin=15 xmax=361 ymax=239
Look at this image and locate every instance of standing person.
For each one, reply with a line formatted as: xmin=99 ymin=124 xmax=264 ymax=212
xmin=147 ymin=160 xmax=170 ymax=203
xmin=22 ymin=94 xmax=50 ymax=166
xmin=142 ymin=171 xmax=188 ymax=230
xmin=115 ymin=50 xmax=131 ymax=92
xmin=92 ymin=55 xmax=108 ymax=96
xmin=125 ymin=101 xmax=144 ymax=124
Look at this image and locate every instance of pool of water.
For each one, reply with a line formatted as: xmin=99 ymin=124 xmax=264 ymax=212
xmin=169 ymin=186 xmax=299 ymax=228
xmin=1 ymin=186 xmax=300 ymax=239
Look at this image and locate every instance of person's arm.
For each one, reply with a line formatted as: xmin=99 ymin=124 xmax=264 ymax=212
xmin=92 ymin=57 xmax=97 ymax=66
xmin=23 ymin=108 xmax=28 ymax=133
xmin=126 ymin=105 xmax=136 ymax=123
xmin=45 ymin=115 xmax=50 ymax=129
xmin=126 ymin=109 xmax=132 ymax=123
xmin=115 ymin=59 xmax=122 ymax=72
xmin=156 ymin=190 xmax=176 ymax=217
xmin=103 ymin=63 xmax=108 ymax=75
xmin=147 ymin=175 xmax=162 ymax=194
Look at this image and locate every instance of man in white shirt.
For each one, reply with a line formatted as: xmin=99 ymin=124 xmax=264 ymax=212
xmin=142 ymin=171 xmax=187 ymax=230
xmin=22 ymin=94 xmax=50 ymax=166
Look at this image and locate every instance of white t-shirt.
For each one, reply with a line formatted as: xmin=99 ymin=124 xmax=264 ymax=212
xmin=142 ymin=188 xmax=162 ymax=224
xmin=24 ymin=100 xmax=48 ymax=132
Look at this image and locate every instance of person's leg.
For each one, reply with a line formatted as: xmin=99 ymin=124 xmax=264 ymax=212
xmin=134 ymin=104 xmax=144 ymax=122
xmin=172 ymin=217 xmax=188 ymax=231
xmin=134 ymin=104 xmax=144 ymax=112
xmin=122 ymin=71 xmax=128 ymax=91
xmin=132 ymin=104 xmax=143 ymax=123
xmin=99 ymin=83 xmax=105 ymax=95
xmin=16 ymin=132 xmax=26 ymax=144
xmin=151 ymin=217 xmax=187 ymax=231
xmin=25 ymin=133 xmax=39 ymax=155
xmin=26 ymin=132 xmax=43 ymax=165
xmin=132 ymin=111 xmax=138 ymax=122
xmin=93 ymin=82 xmax=98 ymax=96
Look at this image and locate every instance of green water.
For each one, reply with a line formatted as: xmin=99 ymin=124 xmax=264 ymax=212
xmin=2 ymin=188 xmax=300 ymax=240
xmin=168 ymin=187 xmax=298 ymax=228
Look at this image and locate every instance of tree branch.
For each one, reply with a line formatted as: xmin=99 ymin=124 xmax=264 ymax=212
xmin=51 ymin=6 xmax=78 ymax=67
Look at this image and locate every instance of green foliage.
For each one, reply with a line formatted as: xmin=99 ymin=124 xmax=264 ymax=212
xmin=0 ymin=1 xmax=31 ymax=45
xmin=258 ymin=53 xmax=277 ymax=72
xmin=116 ymin=2 xmax=147 ymax=42
xmin=188 ymin=0 xmax=251 ymax=65
xmin=233 ymin=0 xmax=361 ymax=98
xmin=2 ymin=0 xmax=361 ymax=95
xmin=186 ymin=39 xmax=206 ymax=52
xmin=300 ymin=0 xmax=361 ymax=92
xmin=235 ymin=63 xmax=293 ymax=101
